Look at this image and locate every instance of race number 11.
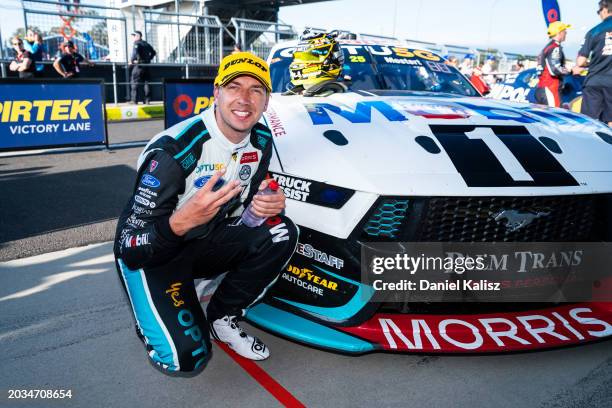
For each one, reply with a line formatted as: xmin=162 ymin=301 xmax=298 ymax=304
xmin=429 ymin=124 xmax=578 ymax=187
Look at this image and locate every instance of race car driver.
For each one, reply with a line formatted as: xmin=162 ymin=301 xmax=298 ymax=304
xmin=535 ymin=21 xmax=572 ymax=107
xmin=113 ymin=52 xmax=298 ymax=376
xmin=285 ymin=30 xmax=351 ymax=96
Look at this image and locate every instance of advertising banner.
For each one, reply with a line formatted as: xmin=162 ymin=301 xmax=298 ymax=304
xmin=0 ymin=79 xmax=106 ymax=151
xmin=541 ymin=0 xmax=561 ymax=25
xmin=163 ymin=79 xmax=215 ymax=129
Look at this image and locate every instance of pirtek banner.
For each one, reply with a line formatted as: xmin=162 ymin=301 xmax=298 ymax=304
xmin=0 ymin=79 xmax=106 ymax=151
xmin=163 ymin=78 xmax=214 ymax=129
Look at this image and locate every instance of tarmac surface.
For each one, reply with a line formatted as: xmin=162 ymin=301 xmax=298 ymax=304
xmin=1 ymin=119 xmax=611 ymax=407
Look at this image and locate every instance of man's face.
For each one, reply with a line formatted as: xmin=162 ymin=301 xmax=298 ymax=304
xmin=213 ymin=75 xmax=269 ymax=141
xmin=558 ymin=30 xmax=567 ymax=42
xmin=132 ymin=34 xmax=141 ymax=42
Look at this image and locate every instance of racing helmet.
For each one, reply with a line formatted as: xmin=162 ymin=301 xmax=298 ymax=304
xmin=289 ymin=30 xmax=344 ymax=88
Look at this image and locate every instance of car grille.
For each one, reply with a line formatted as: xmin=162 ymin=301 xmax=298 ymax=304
xmin=358 ymin=194 xmax=610 ymax=316
xmin=360 ymin=195 xmax=608 ymax=242
xmin=361 ymin=199 xmax=410 ymax=238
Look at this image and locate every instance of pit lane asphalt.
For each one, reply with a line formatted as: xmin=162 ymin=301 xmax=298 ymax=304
xmin=0 ymin=119 xmax=163 ymax=261
xmin=1 ymin=119 xmax=611 ymax=407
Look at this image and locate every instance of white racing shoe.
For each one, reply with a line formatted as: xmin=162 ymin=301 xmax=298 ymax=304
xmin=210 ymin=316 xmax=270 ymax=360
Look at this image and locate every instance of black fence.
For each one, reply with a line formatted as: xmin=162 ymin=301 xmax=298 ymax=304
xmin=0 ymin=60 xmax=218 ymax=104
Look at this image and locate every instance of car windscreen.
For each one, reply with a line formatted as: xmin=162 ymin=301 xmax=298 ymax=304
xmin=369 ymin=47 xmax=479 ymax=96
xmin=269 ymin=44 xmax=477 ymax=96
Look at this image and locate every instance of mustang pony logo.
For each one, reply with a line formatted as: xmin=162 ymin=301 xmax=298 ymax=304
xmin=492 ymin=209 xmax=551 ymax=232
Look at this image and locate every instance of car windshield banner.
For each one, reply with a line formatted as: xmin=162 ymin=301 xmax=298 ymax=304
xmin=0 ymin=79 xmax=106 ymax=151
xmin=163 ymin=79 xmax=214 ymax=128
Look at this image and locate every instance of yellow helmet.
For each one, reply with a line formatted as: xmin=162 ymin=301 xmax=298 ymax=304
xmin=289 ymin=30 xmax=344 ymax=88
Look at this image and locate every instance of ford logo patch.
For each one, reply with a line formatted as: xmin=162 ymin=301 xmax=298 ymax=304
xmin=194 ymin=176 xmax=211 ymax=188
xmin=141 ymin=174 xmax=161 ymax=188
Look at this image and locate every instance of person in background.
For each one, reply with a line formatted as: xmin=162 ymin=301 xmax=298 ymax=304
xmin=9 ymin=36 xmax=35 ymax=79
xmin=232 ymin=42 xmax=242 ymax=54
xmin=53 ymin=40 xmax=94 ymax=78
xmin=24 ymin=29 xmax=45 ymax=76
xmin=469 ymin=64 xmax=490 ymax=95
xmin=572 ymin=0 xmax=612 ymax=126
xmin=459 ymin=54 xmax=475 ymax=77
xmin=481 ymin=55 xmax=496 ymax=87
xmin=445 ymin=55 xmax=459 ymax=68
xmin=535 ymin=21 xmax=572 ymax=107
xmin=129 ymin=31 xmax=156 ymax=104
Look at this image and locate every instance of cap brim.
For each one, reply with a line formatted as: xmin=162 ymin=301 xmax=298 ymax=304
xmin=218 ymin=72 xmax=272 ymax=92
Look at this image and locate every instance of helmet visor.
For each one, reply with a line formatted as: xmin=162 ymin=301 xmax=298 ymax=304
xmin=293 ymin=46 xmax=330 ymax=63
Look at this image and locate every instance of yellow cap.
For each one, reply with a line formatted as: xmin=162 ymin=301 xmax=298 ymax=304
xmin=214 ymin=52 xmax=272 ymax=92
xmin=547 ymin=21 xmax=572 ymax=37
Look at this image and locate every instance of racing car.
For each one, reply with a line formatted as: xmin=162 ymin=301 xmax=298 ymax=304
xmin=242 ymin=38 xmax=612 ymax=354
xmin=487 ymin=67 xmax=585 ymax=112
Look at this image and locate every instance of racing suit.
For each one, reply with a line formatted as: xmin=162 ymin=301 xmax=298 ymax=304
xmin=113 ymin=107 xmax=298 ymax=375
xmin=536 ymin=40 xmax=569 ymax=107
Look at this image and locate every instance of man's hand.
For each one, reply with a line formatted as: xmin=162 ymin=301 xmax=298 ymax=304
xmin=249 ymin=179 xmax=286 ymax=218
xmin=9 ymin=61 xmax=17 ymax=71
xmin=169 ymin=170 xmax=242 ymax=236
xmin=572 ymin=66 xmax=586 ymax=75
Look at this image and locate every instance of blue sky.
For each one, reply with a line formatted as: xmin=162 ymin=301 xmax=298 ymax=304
xmin=279 ymin=0 xmax=600 ymax=58
xmin=0 ymin=0 xmax=601 ymax=59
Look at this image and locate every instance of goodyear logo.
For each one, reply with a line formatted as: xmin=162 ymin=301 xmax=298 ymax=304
xmin=286 ymin=265 xmax=338 ymax=291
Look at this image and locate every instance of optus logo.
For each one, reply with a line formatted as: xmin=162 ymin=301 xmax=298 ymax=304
xmin=173 ymin=94 xmax=215 ymax=118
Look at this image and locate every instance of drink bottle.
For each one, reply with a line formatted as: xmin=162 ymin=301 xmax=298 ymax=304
xmin=241 ymin=180 xmax=280 ymax=227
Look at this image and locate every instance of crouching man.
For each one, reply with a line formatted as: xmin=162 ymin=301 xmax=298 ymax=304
xmin=113 ymin=52 xmax=298 ymax=376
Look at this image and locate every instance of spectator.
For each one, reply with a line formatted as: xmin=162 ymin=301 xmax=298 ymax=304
xmin=53 ymin=40 xmax=94 ymax=78
xmin=535 ymin=21 xmax=572 ymax=107
xmin=445 ymin=55 xmax=459 ymax=67
xmin=24 ymin=29 xmax=45 ymax=76
xmin=481 ymin=55 xmax=496 ymax=87
xmin=459 ymin=54 xmax=475 ymax=77
xmin=512 ymin=61 xmax=525 ymax=72
xmin=232 ymin=42 xmax=242 ymax=54
xmin=470 ymin=65 xmax=490 ymax=95
xmin=9 ymin=37 xmax=35 ymax=79
xmin=572 ymin=0 xmax=612 ymax=126
xmin=129 ymin=31 xmax=156 ymax=104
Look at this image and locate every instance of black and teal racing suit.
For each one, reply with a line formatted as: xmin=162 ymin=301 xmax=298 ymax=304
xmin=113 ymin=107 xmax=298 ymax=375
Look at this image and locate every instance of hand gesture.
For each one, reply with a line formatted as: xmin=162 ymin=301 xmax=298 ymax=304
xmin=169 ymin=170 xmax=242 ymax=236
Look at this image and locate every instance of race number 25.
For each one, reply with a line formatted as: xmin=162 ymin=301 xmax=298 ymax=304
xmin=429 ymin=125 xmax=578 ymax=187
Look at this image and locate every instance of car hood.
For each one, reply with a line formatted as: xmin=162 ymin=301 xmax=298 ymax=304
xmin=264 ymin=92 xmax=612 ymax=196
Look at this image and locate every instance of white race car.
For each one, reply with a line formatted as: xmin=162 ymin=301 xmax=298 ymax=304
xmin=244 ymin=40 xmax=612 ymax=354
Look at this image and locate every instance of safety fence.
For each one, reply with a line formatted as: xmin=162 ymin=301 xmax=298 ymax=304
xmin=0 ymin=59 xmax=217 ymax=104
xmin=20 ymin=0 xmax=128 ymax=62
xmin=2 ymin=0 xmax=535 ymax=66
xmin=230 ymin=18 xmax=297 ymax=59
xmin=1 ymin=0 xmax=538 ymax=94
xmin=144 ymin=10 xmax=223 ymax=64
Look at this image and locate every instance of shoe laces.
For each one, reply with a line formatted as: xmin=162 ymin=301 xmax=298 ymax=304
xmin=228 ymin=316 xmax=247 ymax=338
